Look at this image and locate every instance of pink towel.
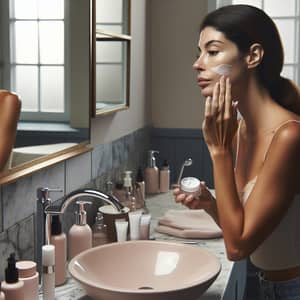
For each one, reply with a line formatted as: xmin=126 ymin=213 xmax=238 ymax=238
xmin=156 ymin=209 xmax=222 ymax=239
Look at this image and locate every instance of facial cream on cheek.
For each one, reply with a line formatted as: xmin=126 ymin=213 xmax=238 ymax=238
xmin=211 ymin=64 xmax=232 ymax=76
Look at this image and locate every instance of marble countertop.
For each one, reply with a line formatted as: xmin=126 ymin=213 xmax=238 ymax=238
xmin=40 ymin=191 xmax=233 ymax=300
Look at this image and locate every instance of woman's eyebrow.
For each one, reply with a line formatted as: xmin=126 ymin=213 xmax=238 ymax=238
xmin=205 ymin=39 xmax=224 ymax=48
xmin=198 ymin=40 xmax=224 ymax=50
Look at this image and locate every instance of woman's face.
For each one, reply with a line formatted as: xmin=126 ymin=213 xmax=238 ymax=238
xmin=193 ymin=26 xmax=246 ymax=97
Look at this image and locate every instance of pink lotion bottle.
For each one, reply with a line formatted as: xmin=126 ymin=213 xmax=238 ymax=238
xmin=145 ymin=150 xmax=160 ymax=194
xmin=1 ymin=253 xmax=24 ymax=300
xmin=159 ymin=160 xmax=170 ymax=192
xmin=68 ymin=201 xmax=92 ymax=259
xmin=50 ymin=215 xmax=67 ymax=286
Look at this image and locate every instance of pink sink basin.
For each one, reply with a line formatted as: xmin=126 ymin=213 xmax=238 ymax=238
xmin=68 ymin=240 xmax=221 ymax=300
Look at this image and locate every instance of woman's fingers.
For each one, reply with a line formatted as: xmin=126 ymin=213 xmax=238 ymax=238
xmin=224 ymin=77 xmax=232 ymax=120
xmin=211 ymin=82 xmax=220 ymax=115
xmin=175 ymin=193 xmax=186 ymax=203
xmin=204 ymin=96 xmax=212 ymax=118
xmin=218 ymin=76 xmax=226 ymax=114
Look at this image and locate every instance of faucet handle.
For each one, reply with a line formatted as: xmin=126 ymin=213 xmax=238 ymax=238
xmin=37 ymin=187 xmax=63 ymax=204
xmin=75 ymin=200 xmax=92 ymax=207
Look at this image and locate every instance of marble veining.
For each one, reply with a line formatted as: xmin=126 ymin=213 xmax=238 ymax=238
xmin=92 ymin=143 xmax=113 ymax=179
xmin=65 ymin=152 xmax=92 ymax=194
xmin=0 ymin=214 xmax=35 ymax=280
xmin=2 ymin=162 xmax=65 ymax=230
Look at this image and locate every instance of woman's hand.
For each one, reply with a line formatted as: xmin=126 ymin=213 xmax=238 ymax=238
xmin=202 ymin=76 xmax=238 ymax=156
xmin=173 ymin=181 xmax=214 ymax=211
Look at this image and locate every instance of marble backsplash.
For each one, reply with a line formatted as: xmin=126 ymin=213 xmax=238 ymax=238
xmin=0 ymin=127 xmax=150 ymax=280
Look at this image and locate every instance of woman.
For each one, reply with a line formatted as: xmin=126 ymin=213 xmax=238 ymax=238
xmin=174 ymin=5 xmax=300 ymax=300
xmin=0 ymin=90 xmax=21 ymax=172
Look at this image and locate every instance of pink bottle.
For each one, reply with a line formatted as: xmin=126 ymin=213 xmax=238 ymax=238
xmin=16 ymin=261 xmax=39 ymax=300
xmin=145 ymin=150 xmax=160 ymax=194
xmin=68 ymin=201 xmax=92 ymax=259
xmin=159 ymin=160 xmax=170 ymax=192
xmin=50 ymin=215 xmax=67 ymax=286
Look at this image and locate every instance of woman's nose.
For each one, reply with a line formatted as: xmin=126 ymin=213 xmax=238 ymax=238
xmin=193 ymin=56 xmax=204 ymax=71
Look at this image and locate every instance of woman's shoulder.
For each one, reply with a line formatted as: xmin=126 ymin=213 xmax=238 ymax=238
xmin=0 ymin=91 xmax=21 ymax=120
xmin=273 ymin=118 xmax=300 ymax=146
xmin=0 ymin=91 xmax=21 ymax=106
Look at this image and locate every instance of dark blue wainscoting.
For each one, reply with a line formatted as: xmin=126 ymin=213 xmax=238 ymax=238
xmin=151 ymin=128 xmax=214 ymax=188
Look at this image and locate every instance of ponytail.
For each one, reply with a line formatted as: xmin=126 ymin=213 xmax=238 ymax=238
xmin=269 ymin=77 xmax=300 ymax=115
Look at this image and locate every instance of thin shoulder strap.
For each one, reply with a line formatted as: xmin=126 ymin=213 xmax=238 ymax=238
xmin=235 ymin=119 xmax=243 ymax=169
xmin=263 ymin=119 xmax=300 ymax=162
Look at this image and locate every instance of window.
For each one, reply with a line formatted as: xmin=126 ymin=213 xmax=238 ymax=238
xmin=217 ymin=0 xmax=300 ymax=85
xmin=94 ymin=0 xmax=131 ymax=113
xmin=8 ymin=0 xmax=67 ymax=122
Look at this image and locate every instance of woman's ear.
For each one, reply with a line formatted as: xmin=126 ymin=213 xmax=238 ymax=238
xmin=245 ymin=43 xmax=264 ymax=69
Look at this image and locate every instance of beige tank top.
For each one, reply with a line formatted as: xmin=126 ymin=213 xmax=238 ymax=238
xmin=236 ymin=120 xmax=300 ymax=271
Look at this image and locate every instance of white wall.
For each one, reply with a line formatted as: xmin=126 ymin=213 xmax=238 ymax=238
xmin=91 ymin=0 xmax=149 ymax=146
xmin=149 ymin=0 xmax=208 ymax=129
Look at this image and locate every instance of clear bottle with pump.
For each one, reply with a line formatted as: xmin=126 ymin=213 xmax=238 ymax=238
xmin=92 ymin=212 xmax=108 ymax=247
xmin=68 ymin=201 xmax=92 ymax=259
xmin=50 ymin=215 xmax=66 ymax=286
xmin=160 ymin=159 xmax=170 ymax=192
xmin=1 ymin=253 xmax=24 ymax=300
xmin=123 ymin=171 xmax=136 ymax=211
xmin=145 ymin=150 xmax=160 ymax=194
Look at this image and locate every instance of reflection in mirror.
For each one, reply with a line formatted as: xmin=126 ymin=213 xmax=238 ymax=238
xmin=93 ymin=0 xmax=131 ymax=116
xmin=0 ymin=0 xmax=90 ymax=174
xmin=0 ymin=91 xmax=21 ymax=173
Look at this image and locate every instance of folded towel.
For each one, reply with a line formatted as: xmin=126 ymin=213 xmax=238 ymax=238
xmin=156 ymin=209 xmax=222 ymax=239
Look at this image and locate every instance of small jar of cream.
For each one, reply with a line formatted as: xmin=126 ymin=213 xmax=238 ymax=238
xmin=16 ymin=260 xmax=39 ymax=300
xmin=180 ymin=177 xmax=201 ymax=195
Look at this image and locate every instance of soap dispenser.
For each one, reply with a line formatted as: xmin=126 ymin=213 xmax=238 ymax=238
xmin=1 ymin=253 xmax=24 ymax=300
xmin=145 ymin=150 xmax=160 ymax=194
xmin=68 ymin=201 xmax=92 ymax=259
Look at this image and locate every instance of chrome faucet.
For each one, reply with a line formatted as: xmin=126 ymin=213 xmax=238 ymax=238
xmin=44 ymin=188 xmax=125 ymax=214
xmin=36 ymin=187 xmax=125 ymax=279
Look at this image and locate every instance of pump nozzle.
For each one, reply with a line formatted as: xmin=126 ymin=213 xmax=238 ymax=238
xmin=147 ymin=150 xmax=159 ymax=168
xmin=75 ymin=201 xmax=92 ymax=225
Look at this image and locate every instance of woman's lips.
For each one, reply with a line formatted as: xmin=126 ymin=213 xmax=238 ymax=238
xmin=197 ymin=78 xmax=211 ymax=88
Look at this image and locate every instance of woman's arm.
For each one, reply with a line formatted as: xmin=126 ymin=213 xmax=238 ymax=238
xmin=203 ymin=77 xmax=300 ymax=261
xmin=0 ymin=91 xmax=21 ymax=171
xmin=213 ymin=123 xmax=300 ymax=260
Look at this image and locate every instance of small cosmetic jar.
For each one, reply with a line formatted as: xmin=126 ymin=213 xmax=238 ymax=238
xmin=180 ymin=177 xmax=201 ymax=195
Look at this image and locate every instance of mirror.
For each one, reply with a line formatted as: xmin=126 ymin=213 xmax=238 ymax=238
xmin=0 ymin=0 xmax=91 ymax=179
xmin=92 ymin=0 xmax=131 ymax=116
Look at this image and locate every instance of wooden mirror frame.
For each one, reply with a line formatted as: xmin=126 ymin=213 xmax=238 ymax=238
xmin=0 ymin=1 xmax=94 ymax=186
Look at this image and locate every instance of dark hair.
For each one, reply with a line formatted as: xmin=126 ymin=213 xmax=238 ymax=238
xmin=200 ymin=5 xmax=300 ymax=114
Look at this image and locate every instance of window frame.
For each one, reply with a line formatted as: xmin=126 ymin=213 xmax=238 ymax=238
xmin=1 ymin=0 xmax=70 ymax=122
